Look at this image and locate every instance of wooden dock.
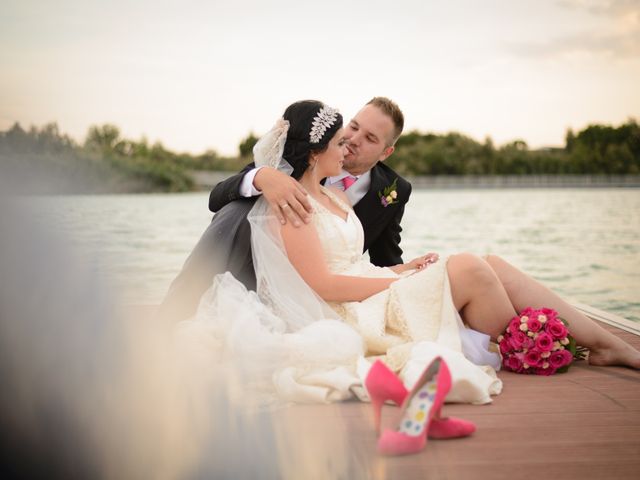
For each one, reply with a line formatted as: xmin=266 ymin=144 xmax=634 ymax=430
xmin=132 ymin=304 xmax=639 ymax=478
xmin=271 ymin=306 xmax=640 ymax=480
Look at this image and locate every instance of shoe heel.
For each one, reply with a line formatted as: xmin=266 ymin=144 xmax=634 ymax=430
xmin=371 ymin=397 xmax=383 ymax=434
xmin=365 ymin=360 xmax=409 ymax=433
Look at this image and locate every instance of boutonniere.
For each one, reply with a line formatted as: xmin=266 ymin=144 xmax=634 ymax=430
xmin=378 ymin=178 xmax=398 ymax=207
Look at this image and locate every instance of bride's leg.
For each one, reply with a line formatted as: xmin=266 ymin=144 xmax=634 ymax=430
xmin=446 ymin=253 xmax=517 ymax=340
xmin=483 ymin=254 xmax=640 ymax=369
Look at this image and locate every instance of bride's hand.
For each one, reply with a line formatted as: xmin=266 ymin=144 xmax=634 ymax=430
xmin=389 ymin=253 xmax=440 ymax=275
xmin=406 ymin=253 xmax=440 ymax=271
xmin=254 ymin=167 xmax=313 ymax=226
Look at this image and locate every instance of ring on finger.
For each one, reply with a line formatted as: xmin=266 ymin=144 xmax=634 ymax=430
xmin=281 ymin=203 xmax=290 ymax=209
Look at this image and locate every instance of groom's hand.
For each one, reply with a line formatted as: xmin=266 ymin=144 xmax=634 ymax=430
xmin=254 ymin=167 xmax=313 ymax=227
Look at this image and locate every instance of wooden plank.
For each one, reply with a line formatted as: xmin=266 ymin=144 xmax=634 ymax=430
xmin=574 ymin=302 xmax=640 ymax=336
xmin=271 ymin=320 xmax=640 ymax=480
xmin=130 ymin=305 xmax=640 ymax=478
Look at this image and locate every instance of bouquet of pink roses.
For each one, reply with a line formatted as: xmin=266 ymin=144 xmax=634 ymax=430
xmin=497 ymin=307 xmax=586 ymax=375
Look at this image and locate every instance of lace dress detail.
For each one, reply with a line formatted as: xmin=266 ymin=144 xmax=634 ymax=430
xmin=308 ymin=187 xmax=502 ymax=401
xmin=310 ymin=187 xmax=453 ymax=353
xmin=184 ymin=187 xmax=503 ymax=405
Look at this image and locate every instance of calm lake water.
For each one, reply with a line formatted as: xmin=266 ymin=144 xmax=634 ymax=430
xmin=41 ymin=188 xmax=640 ymax=322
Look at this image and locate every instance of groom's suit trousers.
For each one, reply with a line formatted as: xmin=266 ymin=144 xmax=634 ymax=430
xmin=157 ymin=198 xmax=256 ymax=323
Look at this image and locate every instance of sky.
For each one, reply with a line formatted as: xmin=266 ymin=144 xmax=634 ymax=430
xmin=1 ymin=0 xmax=639 ymax=156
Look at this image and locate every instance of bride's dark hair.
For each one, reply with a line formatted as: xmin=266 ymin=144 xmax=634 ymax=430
xmin=282 ymin=100 xmax=343 ymax=180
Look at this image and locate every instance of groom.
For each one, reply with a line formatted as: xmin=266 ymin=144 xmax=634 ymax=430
xmin=158 ymin=97 xmax=412 ymax=322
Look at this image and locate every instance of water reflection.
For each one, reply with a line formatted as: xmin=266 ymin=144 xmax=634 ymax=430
xmin=401 ymin=189 xmax=640 ymax=321
xmin=38 ymin=188 xmax=640 ymax=321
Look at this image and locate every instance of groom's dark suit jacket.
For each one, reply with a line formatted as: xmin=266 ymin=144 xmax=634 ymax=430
xmin=158 ymin=162 xmax=411 ymax=322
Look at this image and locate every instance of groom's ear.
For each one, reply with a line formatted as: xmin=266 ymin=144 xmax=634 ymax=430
xmin=378 ymin=145 xmax=395 ymax=162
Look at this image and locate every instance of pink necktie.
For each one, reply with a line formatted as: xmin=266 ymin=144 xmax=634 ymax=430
xmin=341 ymin=175 xmax=357 ymax=190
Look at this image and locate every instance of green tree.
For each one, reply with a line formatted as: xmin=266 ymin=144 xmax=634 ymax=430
xmin=565 ymin=128 xmax=575 ymax=153
xmin=85 ymin=124 xmax=121 ymax=152
xmin=238 ymin=132 xmax=259 ymax=158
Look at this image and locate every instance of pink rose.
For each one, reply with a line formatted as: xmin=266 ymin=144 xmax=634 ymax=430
xmin=505 ymin=355 xmax=523 ymax=372
xmin=519 ymin=307 xmax=535 ymax=318
xmin=541 ymin=308 xmax=558 ymax=321
xmin=499 ymin=336 xmax=512 ymax=355
xmin=535 ymin=366 xmax=557 ymax=376
xmin=549 ymin=349 xmax=573 ymax=369
xmin=535 ymin=332 xmax=554 ymax=352
xmin=508 ymin=317 xmax=521 ymax=334
xmin=547 ymin=319 xmax=568 ymax=339
xmin=524 ymin=349 xmax=542 ymax=367
xmin=527 ymin=317 xmax=543 ymax=333
xmin=509 ymin=331 xmax=528 ymax=350
xmin=523 ymin=336 xmax=535 ymax=350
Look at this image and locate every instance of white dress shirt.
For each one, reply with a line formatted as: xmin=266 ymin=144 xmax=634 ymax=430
xmin=240 ymin=167 xmax=371 ymax=206
xmin=325 ymin=170 xmax=371 ymax=206
xmin=239 ymin=167 xmax=265 ymax=197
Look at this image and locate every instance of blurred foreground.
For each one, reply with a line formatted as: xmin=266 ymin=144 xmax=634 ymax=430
xmin=0 ymin=174 xmax=358 ymax=479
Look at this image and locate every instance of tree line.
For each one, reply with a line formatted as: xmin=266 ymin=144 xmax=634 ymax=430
xmin=386 ymin=120 xmax=640 ymax=176
xmin=0 ymin=123 xmax=243 ymax=193
xmin=1 ymin=119 xmax=638 ymax=193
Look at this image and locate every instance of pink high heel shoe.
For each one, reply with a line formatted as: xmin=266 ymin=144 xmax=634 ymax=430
xmin=376 ymin=357 xmax=457 ymax=456
xmin=365 ymin=359 xmax=476 ymax=439
xmin=365 ymin=359 xmax=407 ymax=433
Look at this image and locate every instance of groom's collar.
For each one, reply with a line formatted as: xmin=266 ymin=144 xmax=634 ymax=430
xmin=327 ymin=169 xmax=370 ymax=184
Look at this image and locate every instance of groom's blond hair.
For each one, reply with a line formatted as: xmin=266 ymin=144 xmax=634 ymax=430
xmin=366 ymin=97 xmax=404 ymax=146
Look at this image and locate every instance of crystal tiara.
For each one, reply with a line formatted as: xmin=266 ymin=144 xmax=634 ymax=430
xmin=309 ymin=105 xmax=339 ymax=144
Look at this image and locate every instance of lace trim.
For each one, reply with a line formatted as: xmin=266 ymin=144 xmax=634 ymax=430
xmin=319 ymin=186 xmax=352 ymax=214
xmin=385 ymin=288 xmax=412 ymax=339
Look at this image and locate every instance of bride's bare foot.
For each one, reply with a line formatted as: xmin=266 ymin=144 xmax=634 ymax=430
xmin=588 ymin=343 xmax=640 ymax=369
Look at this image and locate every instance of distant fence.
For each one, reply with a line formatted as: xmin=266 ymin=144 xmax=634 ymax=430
xmin=190 ymin=171 xmax=640 ymax=190
xmin=405 ymin=174 xmax=640 ymax=189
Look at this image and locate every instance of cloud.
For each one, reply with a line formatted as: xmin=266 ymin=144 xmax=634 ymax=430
xmin=558 ymin=0 xmax=640 ymax=18
xmin=508 ymin=0 xmax=640 ymax=59
xmin=509 ymin=29 xmax=640 ymax=59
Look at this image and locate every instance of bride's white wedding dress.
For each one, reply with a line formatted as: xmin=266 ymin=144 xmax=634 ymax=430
xmin=178 ymin=186 xmax=502 ymax=405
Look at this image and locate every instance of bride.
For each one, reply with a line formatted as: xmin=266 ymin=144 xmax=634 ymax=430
xmin=184 ymin=100 xmax=640 ymax=405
